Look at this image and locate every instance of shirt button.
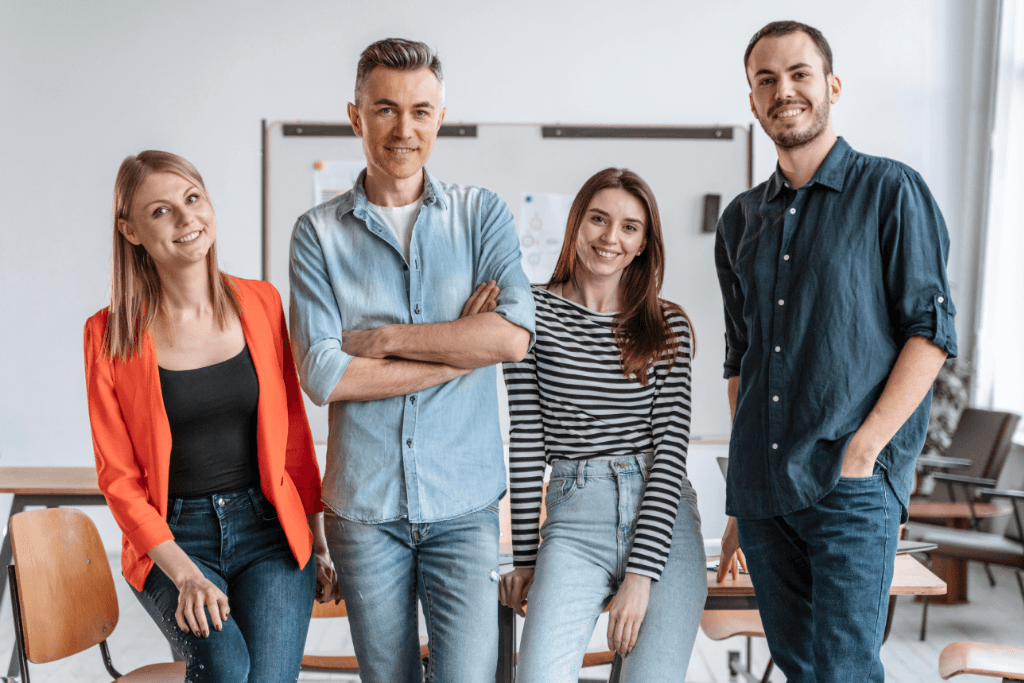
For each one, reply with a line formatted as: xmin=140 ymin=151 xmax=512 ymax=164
xmin=772 ymin=443 xmax=779 ymax=450
xmin=937 ymin=296 xmax=945 ymax=303
xmin=789 ymin=208 xmax=796 ymax=215
xmin=406 ymin=439 xmax=413 ymax=447
xmin=783 ymin=254 xmax=790 ymax=261
xmin=773 ymin=395 xmax=779 ymax=402
xmin=778 ymin=299 xmax=785 ymax=306
xmin=774 ymin=346 xmax=781 ymax=352
xmin=217 ymin=498 xmax=226 ymax=508
xmin=409 ymin=396 xmax=416 ymax=404
xmin=784 ymin=182 xmax=790 ymax=188
xmin=414 ymin=304 xmax=421 ymax=314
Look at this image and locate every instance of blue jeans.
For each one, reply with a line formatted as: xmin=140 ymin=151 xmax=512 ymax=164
xmin=736 ymin=466 xmax=902 ymax=683
xmin=516 ymin=457 xmax=707 ymax=682
xmin=131 ymin=489 xmax=316 ymax=683
xmin=325 ymin=504 xmax=500 ymax=683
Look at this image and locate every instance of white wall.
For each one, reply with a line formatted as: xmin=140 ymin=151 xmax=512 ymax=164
xmin=0 ymin=0 xmax=995 ymax=473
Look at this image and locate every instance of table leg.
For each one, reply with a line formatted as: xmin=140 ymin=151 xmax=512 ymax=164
xmin=497 ymin=603 xmax=515 ymax=683
xmin=923 ymin=555 xmax=969 ymax=605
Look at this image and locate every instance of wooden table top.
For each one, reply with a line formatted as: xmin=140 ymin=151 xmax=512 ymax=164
xmin=0 ymin=467 xmax=101 ymax=496
xmin=708 ymin=553 xmax=946 ymax=596
xmin=908 ymin=500 xmax=1011 ymax=520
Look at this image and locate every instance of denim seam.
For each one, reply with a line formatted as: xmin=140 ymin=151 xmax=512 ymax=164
xmin=868 ymin=477 xmax=892 ymax=682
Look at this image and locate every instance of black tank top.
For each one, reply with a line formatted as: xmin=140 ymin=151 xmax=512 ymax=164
xmin=159 ymin=346 xmax=260 ymax=498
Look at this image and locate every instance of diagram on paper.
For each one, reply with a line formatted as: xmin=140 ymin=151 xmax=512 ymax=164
xmin=313 ymin=160 xmax=366 ymax=206
xmin=519 ymin=192 xmax=574 ymax=284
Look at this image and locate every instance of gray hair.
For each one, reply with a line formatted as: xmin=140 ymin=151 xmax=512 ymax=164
xmin=354 ymin=38 xmax=445 ymax=105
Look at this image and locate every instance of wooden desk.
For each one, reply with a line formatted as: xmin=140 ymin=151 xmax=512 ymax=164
xmin=1 ymin=467 xmax=107 ymax=680
xmin=908 ymin=499 xmax=1011 ymax=604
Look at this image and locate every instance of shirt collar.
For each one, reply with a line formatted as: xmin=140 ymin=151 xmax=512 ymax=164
xmin=766 ymin=136 xmax=852 ymax=200
xmin=337 ymin=166 xmax=447 ymax=221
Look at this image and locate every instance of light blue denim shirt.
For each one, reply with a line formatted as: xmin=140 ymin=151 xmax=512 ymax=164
xmin=289 ymin=168 xmax=535 ymax=524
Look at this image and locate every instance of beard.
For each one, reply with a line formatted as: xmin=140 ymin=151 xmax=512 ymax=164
xmin=758 ymin=87 xmax=831 ymax=149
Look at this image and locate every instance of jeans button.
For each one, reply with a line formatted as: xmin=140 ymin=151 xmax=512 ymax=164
xmin=217 ymin=498 xmax=226 ymax=507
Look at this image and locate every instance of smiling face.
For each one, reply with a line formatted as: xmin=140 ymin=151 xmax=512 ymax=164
xmin=348 ymin=66 xmax=446 ymax=188
xmin=119 ymin=171 xmax=216 ymax=269
xmin=746 ymin=31 xmax=841 ymax=149
xmin=574 ymin=188 xmax=647 ymax=285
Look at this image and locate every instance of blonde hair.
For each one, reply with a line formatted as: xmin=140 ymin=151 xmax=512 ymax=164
xmin=104 ymin=150 xmax=241 ymax=361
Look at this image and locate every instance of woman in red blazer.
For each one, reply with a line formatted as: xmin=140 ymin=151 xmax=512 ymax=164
xmin=84 ymin=150 xmax=336 ymax=683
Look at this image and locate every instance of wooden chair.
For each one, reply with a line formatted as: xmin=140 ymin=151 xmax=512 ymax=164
xmin=300 ymin=598 xmax=429 ymax=672
xmin=700 ymin=610 xmax=773 ymax=683
xmin=939 ymin=641 xmax=1024 ymax=680
xmin=8 ymin=507 xmax=185 ymax=683
xmin=911 ymin=487 xmax=1024 ymax=640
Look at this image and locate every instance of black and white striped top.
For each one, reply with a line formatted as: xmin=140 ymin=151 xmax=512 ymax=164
xmin=503 ymin=285 xmax=693 ymax=580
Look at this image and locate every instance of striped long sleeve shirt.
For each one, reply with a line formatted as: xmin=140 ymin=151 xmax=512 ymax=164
xmin=503 ymin=285 xmax=693 ymax=580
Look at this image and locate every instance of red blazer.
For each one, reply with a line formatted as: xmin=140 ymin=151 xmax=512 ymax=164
xmin=84 ymin=277 xmax=322 ymax=592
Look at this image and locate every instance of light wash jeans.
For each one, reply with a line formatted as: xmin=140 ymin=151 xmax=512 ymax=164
xmin=324 ymin=504 xmax=500 ymax=683
xmin=516 ymin=456 xmax=707 ymax=682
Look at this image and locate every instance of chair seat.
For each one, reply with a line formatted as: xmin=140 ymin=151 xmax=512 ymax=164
xmin=939 ymin=641 xmax=1024 ymax=680
xmin=904 ymin=523 xmax=1024 ymax=566
xmin=581 ymin=650 xmax=616 ymax=667
xmin=113 ymin=662 xmax=186 ymax=682
xmin=302 ymin=644 xmax=429 ymax=671
xmin=700 ymin=610 xmax=765 ymax=640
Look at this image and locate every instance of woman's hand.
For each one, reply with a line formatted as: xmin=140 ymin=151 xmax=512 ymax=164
xmin=148 ymin=540 xmax=229 ymax=638
xmin=460 ymin=281 xmax=500 ymax=318
xmin=314 ymin=549 xmax=341 ymax=604
xmin=308 ymin=512 xmax=341 ymax=603
xmin=716 ymin=515 xmax=748 ymax=583
xmin=174 ymin=572 xmax=231 ymax=638
xmin=498 ymin=566 xmax=534 ymax=617
xmin=607 ymin=573 xmax=651 ymax=657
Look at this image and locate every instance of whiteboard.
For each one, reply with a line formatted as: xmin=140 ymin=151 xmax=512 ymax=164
xmin=264 ymin=122 xmax=750 ymax=444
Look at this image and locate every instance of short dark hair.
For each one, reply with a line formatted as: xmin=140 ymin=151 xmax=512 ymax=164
xmin=354 ymin=38 xmax=444 ymax=104
xmin=744 ymin=21 xmax=833 ymax=77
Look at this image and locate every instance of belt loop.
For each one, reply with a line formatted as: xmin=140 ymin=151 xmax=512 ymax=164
xmin=576 ymin=460 xmax=586 ymax=488
xmin=167 ymin=497 xmax=182 ymax=525
xmin=247 ymin=488 xmax=262 ymax=515
xmin=637 ymin=456 xmax=649 ymax=482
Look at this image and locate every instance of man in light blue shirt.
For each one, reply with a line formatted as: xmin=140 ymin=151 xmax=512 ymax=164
xmin=289 ymin=38 xmax=534 ymax=682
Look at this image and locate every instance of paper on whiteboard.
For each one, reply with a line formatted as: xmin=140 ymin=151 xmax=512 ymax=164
xmin=313 ymin=160 xmax=365 ymax=207
xmin=519 ymin=192 xmax=573 ymax=284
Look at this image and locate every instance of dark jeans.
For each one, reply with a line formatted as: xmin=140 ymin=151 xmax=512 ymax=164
xmin=737 ymin=466 xmax=902 ymax=683
xmin=131 ymin=489 xmax=316 ymax=683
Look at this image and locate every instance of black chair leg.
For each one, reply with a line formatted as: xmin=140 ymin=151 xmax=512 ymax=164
xmin=984 ymin=562 xmax=997 ymax=587
xmin=919 ymin=595 xmax=929 ymax=642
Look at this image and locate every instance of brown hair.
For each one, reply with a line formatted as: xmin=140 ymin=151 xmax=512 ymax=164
xmin=104 ymin=150 xmax=241 ymax=361
xmin=548 ymin=168 xmax=693 ymax=385
xmin=744 ymin=20 xmax=833 ymax=77
xmin=355 ymin=38 xmax=444 ymax=104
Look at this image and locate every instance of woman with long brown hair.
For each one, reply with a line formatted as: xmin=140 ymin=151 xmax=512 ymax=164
xmin=84 ymin=151 xmax=336 ymax=682
xmin=499 ymin=168 xmax=706 ymax=680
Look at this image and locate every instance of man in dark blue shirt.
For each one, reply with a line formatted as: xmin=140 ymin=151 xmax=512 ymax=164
xmin=715 ymin=21 xmax=956 ymax=683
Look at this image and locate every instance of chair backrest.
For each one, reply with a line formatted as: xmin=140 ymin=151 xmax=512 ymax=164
xmin=312 ymin=599 xmax=349 ymax=619
xmin=934 ymin=408 xmax=1021 ymax=499
xmin=10 ymin=508 xmax=119 ymax=663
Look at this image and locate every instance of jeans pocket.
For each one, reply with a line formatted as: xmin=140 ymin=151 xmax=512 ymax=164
xmin=255 ymin=494 xmax=280 ymax=521
xmin=544 ymin=478 xmax=577 ymax=512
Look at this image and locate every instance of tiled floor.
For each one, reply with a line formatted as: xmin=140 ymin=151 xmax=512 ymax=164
xmin=1 ymin=555 xmax=1022 ymax=682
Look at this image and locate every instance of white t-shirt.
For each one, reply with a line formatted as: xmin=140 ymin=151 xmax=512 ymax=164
xmin=369 ymin=197 xmax=423 ymax=263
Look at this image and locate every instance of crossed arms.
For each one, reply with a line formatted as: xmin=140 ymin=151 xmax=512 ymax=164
xmin=327 ymin=282 xmax=531 ymax=403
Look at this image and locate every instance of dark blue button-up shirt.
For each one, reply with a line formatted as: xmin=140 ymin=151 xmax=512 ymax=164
xmin=715 ymin=137 xmax=957 ymax=519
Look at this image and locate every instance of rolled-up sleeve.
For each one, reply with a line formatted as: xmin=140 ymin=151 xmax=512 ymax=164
xmin=715 ymin=203 xmax=748 ymax=378
xmin=476 ymin=192 xmax=536 ymax=348
xmin=289 ymin=214 xmax=355 ymax=406
xmin=880 ymin=170 xmax=958 ymax=358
